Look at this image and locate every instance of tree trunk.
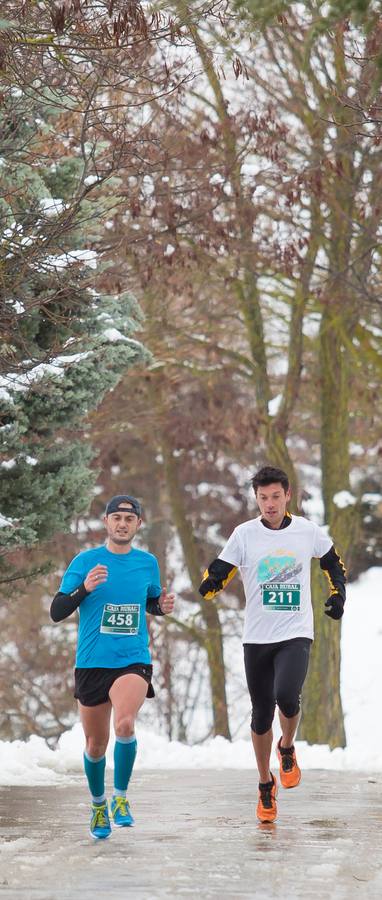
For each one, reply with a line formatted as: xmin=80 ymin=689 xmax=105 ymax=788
xmin=159 ymin=425 xmax=232 ymax=740
xmin=145 ymin=472 xmax=175 ymax=741
xmin=299 ymin=25 xmax=361 ymax=747
xmin=299 ymin=566 xmax=346 ymax=748
xmin=147 ymin=373 xmax=232 ymax=740
xmin=299 ymin=305 xmax=359 ymax=747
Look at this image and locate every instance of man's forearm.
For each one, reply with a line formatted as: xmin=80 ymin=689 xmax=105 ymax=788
xmin=50 ymin=583 xmax=89 ymax=622
xmin=320 ymin=546 xmax=346 ymax=601
xmin=146 ymin=597 xmax=165 ymax=616
xmin=199 ymin=558 xmax=238 ymax=599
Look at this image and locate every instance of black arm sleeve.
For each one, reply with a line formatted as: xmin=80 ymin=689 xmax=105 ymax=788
xmin=320 ymin=546 xmax=347 ymax=603
xmin=146 ymin=596 xmax=165 ymax=616
xmin=199 ymin=558 xmax=238 ymax=599
xmin=50 ymin=582 xmax=89 ymax=622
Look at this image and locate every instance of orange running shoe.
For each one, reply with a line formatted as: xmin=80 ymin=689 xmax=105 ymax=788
xmin=256 ymin=773 xmax=278 ymax=823
xmin=277 ymin=737 xmax=301 ymax=788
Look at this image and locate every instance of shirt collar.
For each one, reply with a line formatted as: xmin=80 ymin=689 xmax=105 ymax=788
xmin=260 ymin=512 xmax=292 ymax=531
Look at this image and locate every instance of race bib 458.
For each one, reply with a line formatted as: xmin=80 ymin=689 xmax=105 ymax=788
xmin=262 ymin=583 xmax=300 ymax=612
xmin=100 ymin=603 xmax=140 ymax=634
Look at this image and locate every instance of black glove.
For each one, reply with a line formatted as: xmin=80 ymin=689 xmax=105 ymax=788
xmin=325 ymin=593 xmax=344 ymax=620
xmin=199 ymin=576 xmax=218 ymax=599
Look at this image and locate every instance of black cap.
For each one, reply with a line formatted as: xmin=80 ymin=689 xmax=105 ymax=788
xmin=105 ymin=495 xmax=142 ymax=517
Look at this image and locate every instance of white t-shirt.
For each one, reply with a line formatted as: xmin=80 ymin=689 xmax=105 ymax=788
xmin=219 ymin=515 xmax=332 ymax=644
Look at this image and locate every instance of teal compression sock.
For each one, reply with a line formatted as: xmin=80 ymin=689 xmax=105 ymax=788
xmin=114 ymin=735 xmax=137 ymax=793
xmin=83 ymin=751 xmax=106 ymax=802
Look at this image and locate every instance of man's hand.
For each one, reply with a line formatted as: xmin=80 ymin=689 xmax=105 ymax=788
xmin=84 ymin=564 xmax=108 ymax=592
xmin=325 ymin=592 xmax=344 ymax=620
xmin=159 ymin=587 xmax=175 ymax=615
xmin=199 ymin=575 xmax=218 ymax=599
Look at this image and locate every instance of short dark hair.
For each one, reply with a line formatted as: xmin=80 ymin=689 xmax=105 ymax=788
xmin=251 ymin=466 xmax=290 ymax=494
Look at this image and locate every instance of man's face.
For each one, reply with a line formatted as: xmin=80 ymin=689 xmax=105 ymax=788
xmin=255 ymin=482 xmax=291 ymax=524
xmin=103 ymin=504 xmax=141 ymax=546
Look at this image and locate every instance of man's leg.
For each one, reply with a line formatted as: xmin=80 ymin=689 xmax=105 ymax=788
xmin=244 ymin=644 xmax=278 ymax=822
xmin=78 ymin=700 xmax=112 ymax=838
xmin=250 ymin=728 xmax=273 ymax=784
xmin=78 ymin=700 xmax=111 ymax=800
xmin=244 ymin=644 xmax=276 ymax=782
xmin=274 ymin=638 xmax=311 ymax=788
xmin=278 ymin=710 xmax=300 ymax=748
xmin=108 ymin=674 xmax=148 ymax=825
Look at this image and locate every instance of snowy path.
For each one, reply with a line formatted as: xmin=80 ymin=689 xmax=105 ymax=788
xmin=1 ymin=770 xmax=381 ymax=899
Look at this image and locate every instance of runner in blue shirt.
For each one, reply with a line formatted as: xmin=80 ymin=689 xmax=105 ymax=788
xmin=50 ymin=494 xmax=175 ymax=840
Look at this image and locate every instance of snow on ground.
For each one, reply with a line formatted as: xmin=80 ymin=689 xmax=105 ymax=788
xmin=0 ymin=568 xmax=380 ymax=784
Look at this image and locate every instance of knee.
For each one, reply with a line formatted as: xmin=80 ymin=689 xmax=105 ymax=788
xmin=114 ymin=713 xmax=135 ymax=738
xmin=277 ymin=691 xmax=301 ymax=719
xmin=86 ymin=738 xmax=108 ymax=759
xmin=251 ymin=702 xmax=275 ymax=735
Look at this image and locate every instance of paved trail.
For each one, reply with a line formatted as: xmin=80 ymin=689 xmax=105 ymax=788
xmin=0 ymin=770 xmax=381 ymax=899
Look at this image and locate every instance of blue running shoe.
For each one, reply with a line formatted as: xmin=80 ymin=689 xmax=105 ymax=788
xmin=90 ymin=801 xmax=111 ymax=840
xmin=110 ymin=796 xmax=135 ymax=827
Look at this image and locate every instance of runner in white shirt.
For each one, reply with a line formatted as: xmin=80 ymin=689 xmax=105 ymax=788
xmin=199 ymin=466 xmax=346 ymax=824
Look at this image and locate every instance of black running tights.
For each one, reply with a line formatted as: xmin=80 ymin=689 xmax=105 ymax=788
xmin=243 ymin=638 xmax=312 ymax=735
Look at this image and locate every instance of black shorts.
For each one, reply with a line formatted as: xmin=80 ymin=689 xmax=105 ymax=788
xmin=243 ymin=638 xmax=312 ymax=734
xmin=74 ymin=664 xmax=154 ymax=707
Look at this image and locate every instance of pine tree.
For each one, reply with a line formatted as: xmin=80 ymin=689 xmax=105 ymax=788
xmin=0 ymin=289 xmax=148 ymax=553
xmin=0 ymin=77 xmax=148 ymax=580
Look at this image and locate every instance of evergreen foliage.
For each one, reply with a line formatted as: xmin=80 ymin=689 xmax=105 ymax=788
xmin=0 ymin=292 xmax=147 ymax=553
xmin=0 ymin=74 xmax=148 ymax=572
